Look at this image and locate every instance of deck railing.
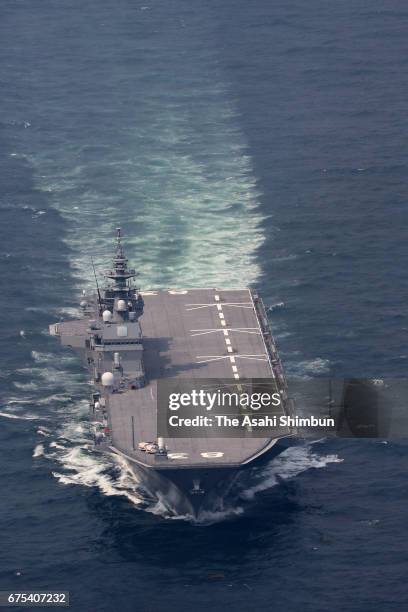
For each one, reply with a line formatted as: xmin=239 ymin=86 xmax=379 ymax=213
xmin=252 ymin=291 xmax=294 ymax=418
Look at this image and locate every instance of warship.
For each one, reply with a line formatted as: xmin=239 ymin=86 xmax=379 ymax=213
xmin=49 ymin=229 xmax=295 ymax=513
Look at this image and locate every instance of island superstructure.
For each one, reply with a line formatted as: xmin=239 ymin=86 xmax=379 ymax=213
xmin=49 ymin=229 xmax=294 ymax=512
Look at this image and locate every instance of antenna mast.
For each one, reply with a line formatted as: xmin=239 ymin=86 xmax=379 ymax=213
xmin=91 ymin=257 xmax=102 ymax=310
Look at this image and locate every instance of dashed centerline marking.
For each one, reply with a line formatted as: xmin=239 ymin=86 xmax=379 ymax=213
xmin=214 ymin=293 xmax=238 ymax=380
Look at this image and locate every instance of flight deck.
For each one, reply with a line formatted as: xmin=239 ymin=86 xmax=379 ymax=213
xmin=107 ymin=288 xmax=291 ymax=469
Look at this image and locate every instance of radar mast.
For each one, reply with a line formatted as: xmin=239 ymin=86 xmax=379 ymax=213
xmin=103 ymin=228 xmax=137 ymax=295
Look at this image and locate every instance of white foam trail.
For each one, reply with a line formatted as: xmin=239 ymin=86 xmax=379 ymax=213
xmin=36 ymin=394 xmax=73 ymax=406
xmin=52 ymin=448 xmax=145 ymax=506
xmin=31 ymin=350 xmax=56 ymax=363
xmin=49 ymin=442 xmax=66 ymax=450
xmin=241 ymin=444 xmax=343 ymax=501
xmin=164 ymin=505 xmax=245 ymax=526
xmin=288 ymin=358 xmax=331 ymax=377
xmin=56 ymin=307 xmax=81 ymax=318
xmin=58 ymin=424 xmax=89 ymax=445
xmin=0 ymin=411 xmax=40 ymax=421
xmin=37 ymin=428 xmax=51 ymax=437
xmin=33 ymin=444 xmax=45 ymax=458
xmin=268 ymin=301 xmax=285 ymax=310
xmin=25 ymin=306 xmax=52 ymax=314
xmin=194 ymin=506 xmax=245 ymax=525
xmin=13 ymin=381 xmax=39 ymax=391
xmin=5 ymin=398 xmax=36 ymax=406
xmin=16 ymin=368 xmax=43 ymax=376
xmin=28 ymin=42 xmax=266 ymax=292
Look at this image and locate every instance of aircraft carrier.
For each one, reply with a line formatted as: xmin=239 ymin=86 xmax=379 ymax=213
xmin=49 ymin=229 xmax=294 ymax=513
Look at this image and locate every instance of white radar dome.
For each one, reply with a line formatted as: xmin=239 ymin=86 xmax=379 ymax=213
xmin=117 ymin=299 xmax=127 ymax=311
xmin=101 ymin=372 xmax=115 ymax=387
xmin=102 ymin=310 xmax=112 ymax=322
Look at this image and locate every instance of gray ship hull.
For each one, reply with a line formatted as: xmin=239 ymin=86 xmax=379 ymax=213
xmin=108 ymin=434 xmax=294 ymax=514
xmin=50 ymin=230 xmax=295 ymax=516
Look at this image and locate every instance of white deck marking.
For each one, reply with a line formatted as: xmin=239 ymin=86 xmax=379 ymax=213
xmin=214 ymin=295 xmax=220 ymax=301
xmin=196 ymin=355 xmax=232 ymax=363
xmin=191 ymin=327 xmax=258 ymax=332
xmin=190 ymin=329 xmax=221 ymax=337
xmin=228 ymin=328 xmax=259 ymax=334
xmin=234 ymin=373 xmax=240 ymax=379
xmin=196 ymin=354 xmax=232 ymax=359
xmin=186 ymin=302 xmax=252 ymax=311
xmin=227 ymin=346 xmax=233 ymax=353
xmin=221 ymin=320 xmax=226 ymax=326
xmin=186 ymin=304 xmax=216 ymax=311
xmin=219 ymin=312 xmax=225 ymax=319
xmin=190 ymin=327 xmax=260 ymax=337
xmin=229 ymin=356 xmax=236 ymax=364
xmin=235 ymin=354 xmax=268 ymax=361
xmin=168 ymin=452 xmax=189 ymax=460
xmin=187 ymin=301 xmax=252 ymax=306
xmin=225 ymin=338 xmax=231 ymax=345
xmin=232 ymin=365 xmax=238 ymax=373
xmin=223 ymin=329 xmax=229 ymax=336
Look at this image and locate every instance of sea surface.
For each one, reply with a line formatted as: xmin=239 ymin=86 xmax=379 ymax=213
xmin=0 ymin=1 xmax=407 ymax=610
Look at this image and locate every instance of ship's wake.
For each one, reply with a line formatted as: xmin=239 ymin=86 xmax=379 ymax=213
xmin=238 ymin=443 xmax=343 ymax=502
xmin=47 ymin=430 xmax=342 ymax=525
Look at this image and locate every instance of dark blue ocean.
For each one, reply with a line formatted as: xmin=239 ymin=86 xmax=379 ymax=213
xmin=1 ymin=1 xmax=407 ymax=610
